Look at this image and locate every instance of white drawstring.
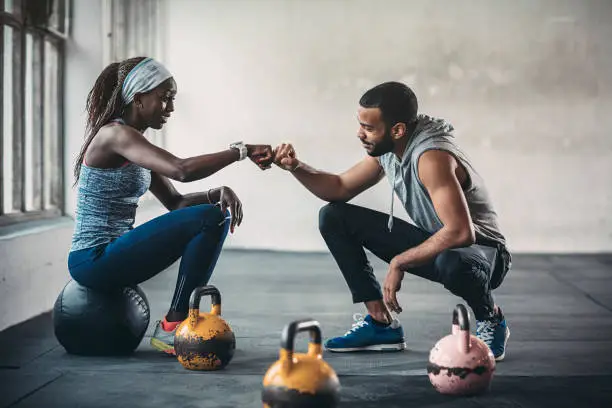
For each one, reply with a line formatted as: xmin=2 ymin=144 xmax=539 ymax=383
xmin=387 ymin=142 xmax=411 ymax=233
xmin=388 ymin=157 xmax=400 ymax=232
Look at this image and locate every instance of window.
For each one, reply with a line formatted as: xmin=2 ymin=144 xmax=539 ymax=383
xmin=103 ymin=0 xmax=165 ymax=148
xmin=1 ymin=0 xmax=70 ymax=226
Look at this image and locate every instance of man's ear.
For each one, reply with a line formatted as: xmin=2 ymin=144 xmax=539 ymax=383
xmin=391 ymin=122 xmax=407 ymax=140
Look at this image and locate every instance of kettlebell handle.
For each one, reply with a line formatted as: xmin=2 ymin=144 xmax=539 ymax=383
xmin=279 ymin=319 xmax=322 ymax=372
xmin=452 ymin=304 xmax=470 ymax=354
xmin=188 ymin=285 xmax=222 ymax=330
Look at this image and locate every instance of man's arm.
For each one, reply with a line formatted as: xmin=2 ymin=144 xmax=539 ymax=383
xmin=274 ymin=143 xmax=384 ymax=202
xmin=392 ymin=149 xmax=475 ymax=270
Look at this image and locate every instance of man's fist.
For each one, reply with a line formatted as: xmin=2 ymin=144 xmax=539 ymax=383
xmin=273 ymin=143 xmax=300 ymax=171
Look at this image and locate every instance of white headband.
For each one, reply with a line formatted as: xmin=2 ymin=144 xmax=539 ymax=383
xmin=121 ymin=58 xmax=173 ymax=104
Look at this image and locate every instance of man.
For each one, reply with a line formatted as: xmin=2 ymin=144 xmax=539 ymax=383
xmin=272 ymin=82 xmax=511 ymax=361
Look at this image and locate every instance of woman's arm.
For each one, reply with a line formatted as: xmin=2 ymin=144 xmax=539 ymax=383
xmin=109 ymin=125 xmax=271 ymax=182
xmin=149 ymin=172 xmax=226 ymax=211
xmin=149 ymin=171 xmax=242 ymax=231
xmin=149 ymin=172 xmax=183 ymax=210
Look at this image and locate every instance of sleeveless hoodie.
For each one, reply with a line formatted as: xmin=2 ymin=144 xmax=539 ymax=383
xmin=378 ymin=114 xmax=506 ymax=247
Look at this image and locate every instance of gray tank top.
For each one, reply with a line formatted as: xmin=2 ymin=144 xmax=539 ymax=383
xmin=378 ymin=114 xmax=506 ymax=247
xmin=70 ymin=120 xmax=152 ymax=252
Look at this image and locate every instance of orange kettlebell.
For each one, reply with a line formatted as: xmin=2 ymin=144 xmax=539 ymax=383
xmin=174 ymin=285 xmax=236 ymax=371
xmin=262 ymin=319 xmax=340 ymax=407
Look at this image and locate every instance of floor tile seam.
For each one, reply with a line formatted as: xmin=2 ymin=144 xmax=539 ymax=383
xmin=545 ymin=271 xmax=612 ymax=314
xmin=6 ymin=345 xmax=62 ymax=370
xmin=4 ymin=372 xmax=64 ymax=408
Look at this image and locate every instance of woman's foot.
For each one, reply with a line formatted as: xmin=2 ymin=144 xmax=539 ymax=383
xmin=150 ymin=317 xmax=182 ymax=356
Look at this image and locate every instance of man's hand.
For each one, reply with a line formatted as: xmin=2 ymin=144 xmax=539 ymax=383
xmin=383 ymin=258 xmax=404 ymax=314
xmin=246 ymin=144 xmax=274 ymax=170
xmin=218 ymin=186 xmax=243 ymax=233
xmin=273 ymin=143 xmax=301 ymax=171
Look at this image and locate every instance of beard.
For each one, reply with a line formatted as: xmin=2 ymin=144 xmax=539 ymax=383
xmin=366 ymin=129 xmax=394 ymax=157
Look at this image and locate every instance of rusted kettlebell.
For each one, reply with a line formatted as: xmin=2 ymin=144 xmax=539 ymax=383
xmin=427 ymin=304 xmax=495 ymax=395
xmin=262 ymin=319 xmax=340 ymax=408
xmin=174 ymin=285 xmax=235 ymax=371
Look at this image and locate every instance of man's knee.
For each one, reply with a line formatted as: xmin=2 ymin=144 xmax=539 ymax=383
xmin=434 ymin=251 xmax=462 ymax=288
xmin=435 ymin=250 xmax=488 ymax=293
xmin=318 ymin=202 xmax=349 ymax=235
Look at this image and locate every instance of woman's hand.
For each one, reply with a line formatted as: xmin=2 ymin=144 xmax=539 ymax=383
xmin=218 ymin=186 xmax=243 ymax=233
xmin=246 ymin=144 xmax=274 ymax=170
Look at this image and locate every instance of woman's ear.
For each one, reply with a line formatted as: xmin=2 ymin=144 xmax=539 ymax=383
xmin=133 ymin=94 xmax=143 ymax=109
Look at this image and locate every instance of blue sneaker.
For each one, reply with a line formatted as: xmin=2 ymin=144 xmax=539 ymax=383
xmin=476 ymin=310 xmax=510 ymax=361
xmin=324 ymin=314 xmax=406 ymax=352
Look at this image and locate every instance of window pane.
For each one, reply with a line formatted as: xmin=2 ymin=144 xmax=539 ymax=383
xmin=24 ymin=32 xmax=33 ymax=210
xmin=48 ymin=0 xmax=68 ymax=33
xmin=11 ymin=22 xmax=24 ymax=213
xmin=43 ymin=40 xmax=59 ymax=210
xmin=127 ymin=0 xmax=138 ymax=57
xmin=138 ymin=0 xmax=148 ymax=54
xmin=48 ymin=0 xmax=59 ymax=31
xmin=112 ymin=0 xmax=126 ymax=60
xmin=3 ymin=26 xmax=14 ymax=214
xmin=4 ymin=0 xmax=22 ymax=17
xmin=24 ymin=33 xmax=43 ymax=211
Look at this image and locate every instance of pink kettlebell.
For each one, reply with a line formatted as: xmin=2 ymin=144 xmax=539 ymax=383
xmin=427 ymin=304 xmax=496 ymax=396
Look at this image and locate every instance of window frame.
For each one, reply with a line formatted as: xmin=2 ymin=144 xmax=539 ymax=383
xmin=0 ymin=0 xmax=70 ymax=227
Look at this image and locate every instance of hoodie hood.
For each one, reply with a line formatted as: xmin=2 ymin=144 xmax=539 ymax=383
xmin=404 ymin=114 xmax=455 ymax=160
xmin=383 ymin=114 xmax=455 ymax=232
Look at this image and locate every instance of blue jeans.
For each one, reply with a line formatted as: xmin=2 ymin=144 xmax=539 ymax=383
xmin=68 ymin=204 xmax=230 ymax=317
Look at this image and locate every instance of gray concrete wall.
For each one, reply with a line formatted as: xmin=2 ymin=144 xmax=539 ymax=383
xmin=0 ymin=0 xmax=105 ymax=332
xmin=163 ymin=0 xmax=612 ymax=253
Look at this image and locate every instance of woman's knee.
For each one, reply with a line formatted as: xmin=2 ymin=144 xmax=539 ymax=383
xmin=207 ymin=206 xmax=230 ymax=239
xmin=182 ymin=204 xmax=227 ymax=229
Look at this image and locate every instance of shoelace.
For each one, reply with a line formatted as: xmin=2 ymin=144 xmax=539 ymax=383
xmin=476 ymin=320 xmax=496 ymax=346
xmin=344 ymin=313 xmax=368 ymax=336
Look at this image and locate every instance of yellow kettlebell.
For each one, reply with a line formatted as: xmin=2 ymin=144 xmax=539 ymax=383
xmin=262 ymin=319 xmax=340 ymax=407
xmin=174 ymin=285 xmax=235 ymax=371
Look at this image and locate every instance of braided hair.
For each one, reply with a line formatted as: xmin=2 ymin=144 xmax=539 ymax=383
xmin=73 ymin=56 xmax=148 ymax=185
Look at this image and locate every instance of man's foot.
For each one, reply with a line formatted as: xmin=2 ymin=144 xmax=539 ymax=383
xmin=476 ymin=308 xmax=510 ymax=361
xmin=150 ymin=318 xmax=181 ymax=356
xmin=324 ymin=314 xmax=406 ymax=352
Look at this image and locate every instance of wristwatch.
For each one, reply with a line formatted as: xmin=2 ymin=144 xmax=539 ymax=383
xmin=230 ymin=141 xmax=248 ymax=161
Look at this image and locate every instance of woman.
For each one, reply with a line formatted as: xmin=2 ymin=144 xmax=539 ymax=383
xmin=68 ymin=56 xmax=273 ymax=355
